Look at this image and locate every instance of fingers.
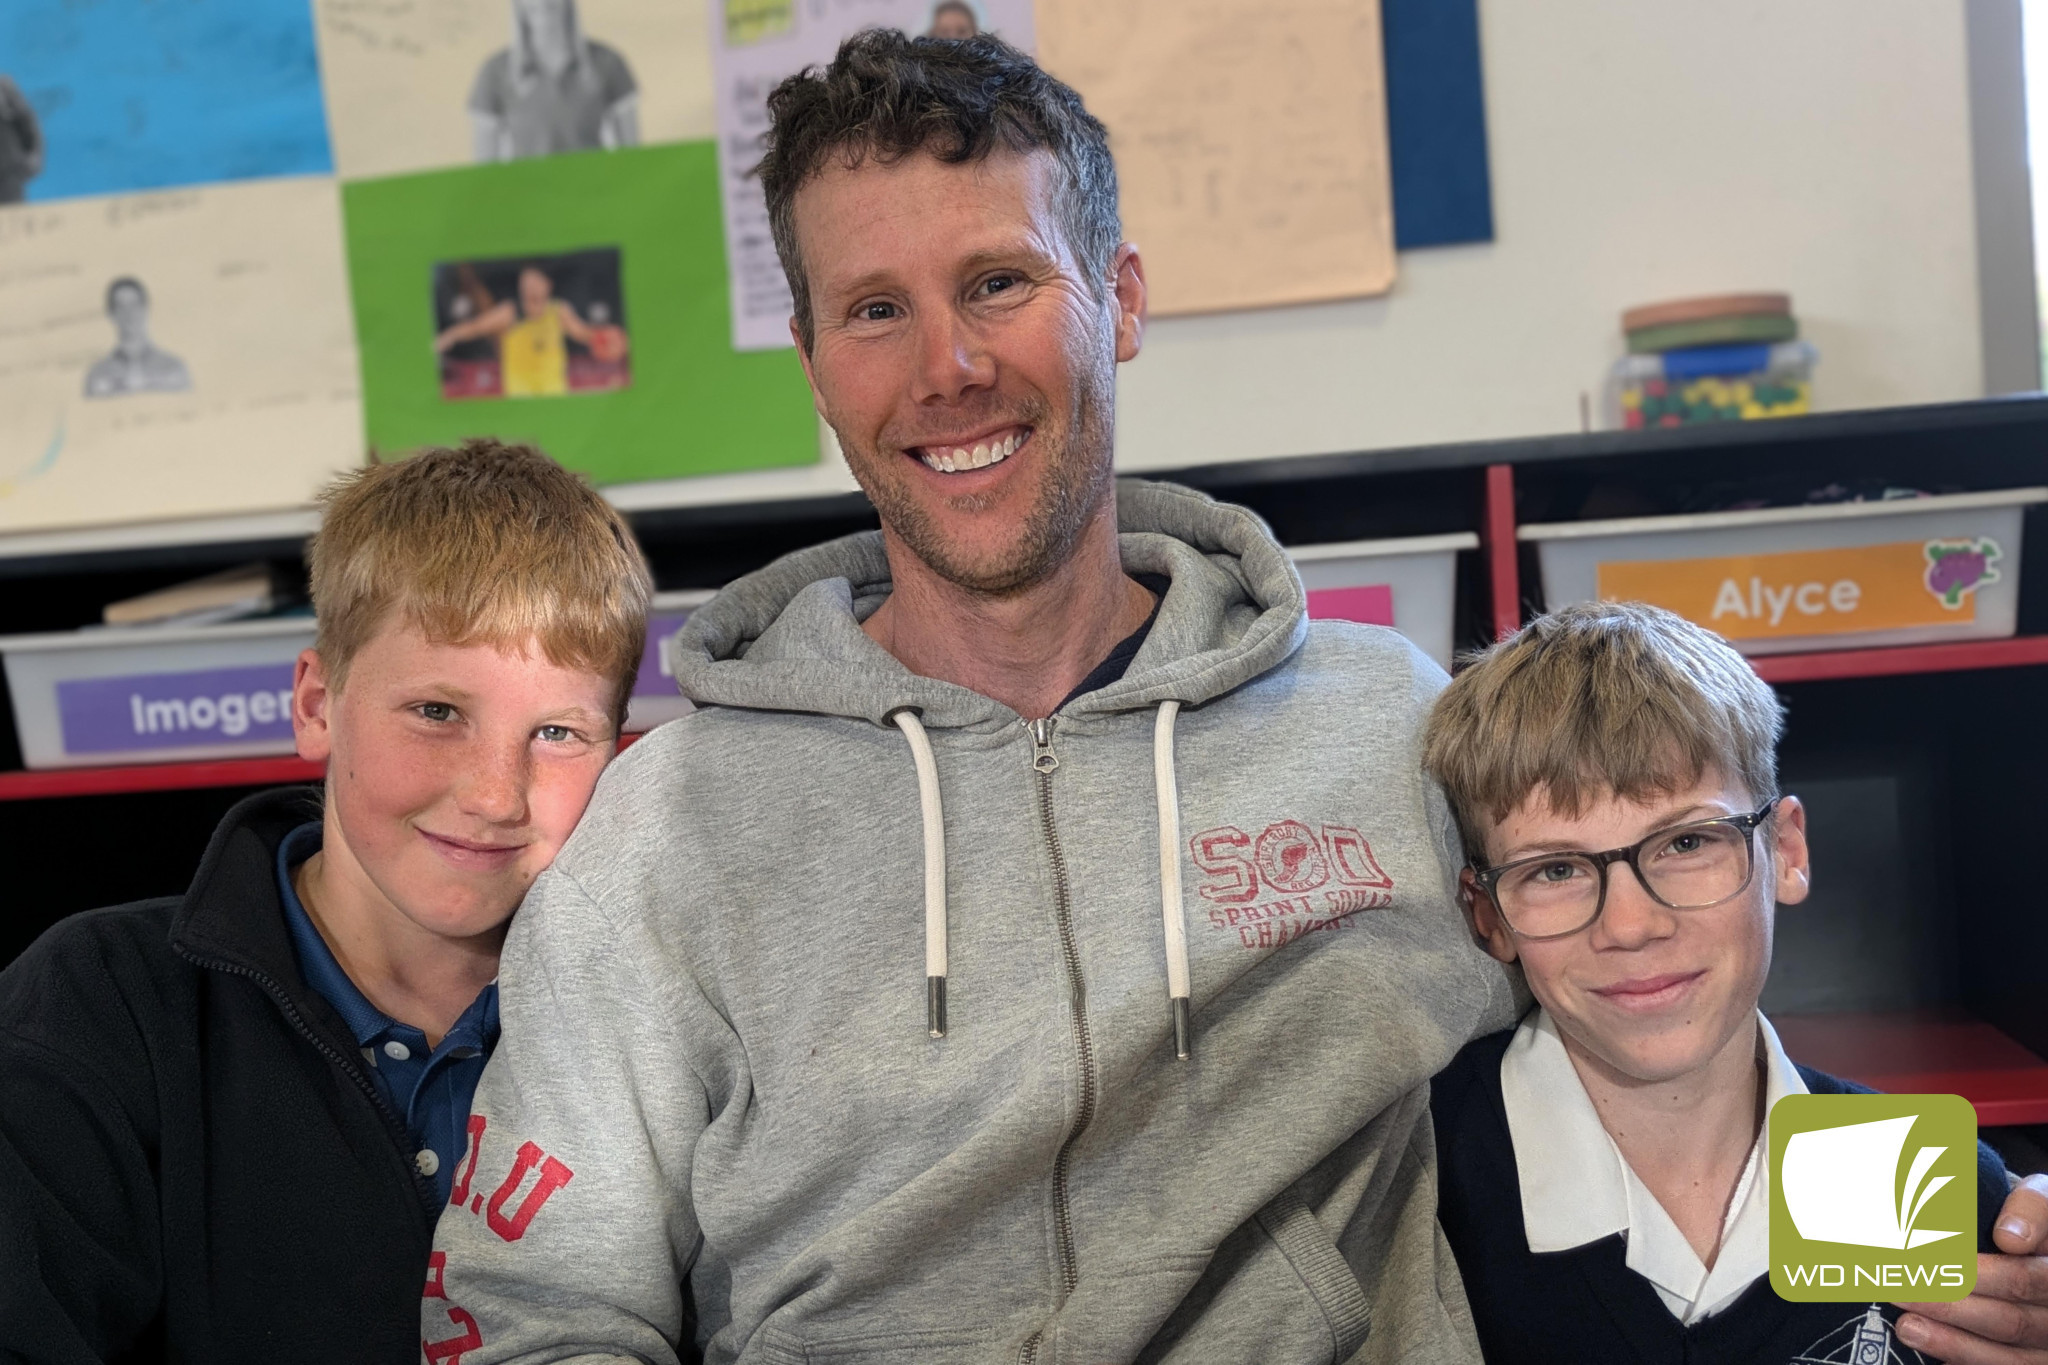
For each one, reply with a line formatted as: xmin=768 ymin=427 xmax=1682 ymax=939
xmin=1997 ymin=1175 xmax=2048 ymax=1255
xmin=1894 ymin=1307 xmax=2043 ymax=1364
xmin=1896 ymin=1253 xmax=2048 ymax=1361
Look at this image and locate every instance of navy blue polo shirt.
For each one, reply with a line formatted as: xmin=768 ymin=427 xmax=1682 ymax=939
xmin=276 ymin=823 xmax=499 ymax=1203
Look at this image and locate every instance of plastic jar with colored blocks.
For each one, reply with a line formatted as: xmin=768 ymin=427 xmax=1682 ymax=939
xmin=1609 ymin=341 xmax=1816 ymax=430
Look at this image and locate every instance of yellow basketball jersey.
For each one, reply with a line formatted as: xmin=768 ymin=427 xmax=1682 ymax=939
xmin=503 ymin=306 xmax=569 ymax=397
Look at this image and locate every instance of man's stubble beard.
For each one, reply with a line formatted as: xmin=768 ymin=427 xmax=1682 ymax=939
xmin=841 ymin=362 xmax=1118 ymax=600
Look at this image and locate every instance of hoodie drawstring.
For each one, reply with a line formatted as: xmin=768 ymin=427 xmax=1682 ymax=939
xmin=890 ymin=709 xmax=949 ymax=1039
xmin=1153 ymin=701 xmax=1192 ymax=1059
xmin=891 ymin=702 xmax=1193 ymax=1059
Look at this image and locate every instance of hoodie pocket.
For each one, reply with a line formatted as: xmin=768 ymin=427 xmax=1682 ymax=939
xmin=1253 ymin=1187 xmax=1373 ymax=1359
xmin=753 ymin=1323 xmax=999 ymax=1364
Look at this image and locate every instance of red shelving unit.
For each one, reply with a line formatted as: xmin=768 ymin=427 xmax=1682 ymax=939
xmin=0 ymin=755 xmax=325 ymax=802
xmin=1482 ymin=463 xmax=1521 ymax=641
xmin=1772 ymin=1011 xmax=2048 ymax=1127
xmin=1747 ymin=635 xmax=2048 ymax=684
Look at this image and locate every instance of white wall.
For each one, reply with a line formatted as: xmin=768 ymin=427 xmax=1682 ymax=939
xmin=1114 ymin=0 xmax=1986 ymax=471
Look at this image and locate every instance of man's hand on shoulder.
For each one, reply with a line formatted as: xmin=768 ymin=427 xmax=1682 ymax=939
xmin=1896 ymin=1173 xmax=2048 ymax=1363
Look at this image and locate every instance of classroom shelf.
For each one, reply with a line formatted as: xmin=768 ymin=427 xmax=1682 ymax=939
xmin=11 ymin=640 xmax=2046 ymax=801
xmin=1746 ymin=636 xmax=2048 ymax=684
xmin=0 ymin=731 xmax=649 ymax=803
xmin=1773 ymin=1011 xmax=2048 ymax=1128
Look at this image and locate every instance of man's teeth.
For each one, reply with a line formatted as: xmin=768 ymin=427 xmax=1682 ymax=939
xmin=919 ymin=431 xmax=1020 ymax=473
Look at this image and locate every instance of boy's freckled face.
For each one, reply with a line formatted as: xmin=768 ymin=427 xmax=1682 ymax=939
xmin=293 ymin=623 xmax=618 ymax=941
xmin=1471 ymin=772 xmax=1810 ymax=1086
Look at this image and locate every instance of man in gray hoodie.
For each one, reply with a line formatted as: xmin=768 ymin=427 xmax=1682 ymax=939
xmin=427 ymin=29 xmax=1517 ymax=1365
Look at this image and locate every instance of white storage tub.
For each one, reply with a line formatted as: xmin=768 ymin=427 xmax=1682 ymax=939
xmin=1287 ymin=532 xmax=1478 ymax=669
xmin=1 ymin=616 xmax=317 ymax=769
xmin=1521 ymin=488 xmax=2048 ymax=655
xmin=626 ymin=589 xmax=716 ymax=733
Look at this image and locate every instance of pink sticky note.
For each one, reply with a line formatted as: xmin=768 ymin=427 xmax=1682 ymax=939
xmin=1306 ymin=584 xmax=1396 ymax=626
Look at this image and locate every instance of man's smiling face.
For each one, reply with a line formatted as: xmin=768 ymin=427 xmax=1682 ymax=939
xmin=790 ymin=146 xmax=1142 ymax=595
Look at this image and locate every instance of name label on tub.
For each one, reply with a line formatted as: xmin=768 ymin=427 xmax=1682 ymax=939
xmin=630 ymin=611 xmax=698 ymax=697
xmin=1305 ymin=584 xmax=1396 ymax=627
xmin=55 ymin=664 xmax=297 ymax=755
xmin=1597 ymin=538 xmax=2001 ymax=640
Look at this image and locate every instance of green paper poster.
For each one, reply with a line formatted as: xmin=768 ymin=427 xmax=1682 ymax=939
xmin=342 ymin=141 xmax=818 ymax=485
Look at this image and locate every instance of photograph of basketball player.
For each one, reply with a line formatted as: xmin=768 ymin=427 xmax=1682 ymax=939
xmin=432 ymin=248 xmax=629 ymax=400
xmin=83 ymin=276 xmax=192 ymax=398
xmin=469 ymin=0 xmax=639 ymax=161
xmin=0 ymin=74 xmax=43 ymax=203
xmin=925 ymin=1 xmax=979 ymax=39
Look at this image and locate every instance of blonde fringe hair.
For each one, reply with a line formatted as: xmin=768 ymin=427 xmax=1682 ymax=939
xmin=308 ymin=439 xmax=653 ymax=722
xmin=1421 ymin=601 xmax=1784 ymax=863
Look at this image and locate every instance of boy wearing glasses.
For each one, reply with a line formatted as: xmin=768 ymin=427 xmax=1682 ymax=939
xmin=1420 ymin=601 xmax=2048 ymax=1364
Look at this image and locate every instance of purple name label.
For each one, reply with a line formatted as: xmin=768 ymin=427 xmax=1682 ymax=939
xmin=56 ymin=663 xmax=297 ymax=755
xmin=632 ymin=611 xmax=696 ymax=697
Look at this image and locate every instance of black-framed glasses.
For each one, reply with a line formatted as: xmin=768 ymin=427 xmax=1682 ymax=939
xmin=1469 ymin=799 xmax=1780 ymax=942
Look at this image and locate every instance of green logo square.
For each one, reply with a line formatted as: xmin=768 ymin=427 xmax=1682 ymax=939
xmin=1769 ymin=1093 xmax=1978 ymax=1302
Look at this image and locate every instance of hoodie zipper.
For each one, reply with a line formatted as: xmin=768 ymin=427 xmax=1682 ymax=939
xmin=176 ymin=948 xmax=443 ymax=1213
xmin=1021 ymin=716 xmax=1092 ymax=1365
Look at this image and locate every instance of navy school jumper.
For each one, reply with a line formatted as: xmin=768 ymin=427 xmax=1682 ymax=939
xmin=1433 ymin=1028 xmax=2012 ymax=1365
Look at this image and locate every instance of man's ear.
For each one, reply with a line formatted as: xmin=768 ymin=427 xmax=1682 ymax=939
xmin=1461 ymin=868 xmax=1521 ymax=965
xmin=789 ymin=317 xmax=830 ymax=419
xmin=1770 ymin=795 xmax=1812 ymax=906
xmin=1111 ymin=242 xmax=1146 ymax=363
xmin=293 ymin=648 xmax=334 ymax=764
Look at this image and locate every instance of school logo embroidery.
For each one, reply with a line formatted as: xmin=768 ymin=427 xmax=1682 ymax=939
xmin=1189 ymin=820 xmax=1394 ymax=949
xmin=1769 ymin=1093 xmax=1977 ymax=1303
xmin=1788 ymin=1304 xmax=1934 ymax=1364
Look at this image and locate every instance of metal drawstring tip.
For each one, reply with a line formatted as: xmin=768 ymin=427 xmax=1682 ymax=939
xmin=927 ymin=976 xmax=948 ymax=1039
xmin=1171 ymin=996 xmax=1191 ymax=1060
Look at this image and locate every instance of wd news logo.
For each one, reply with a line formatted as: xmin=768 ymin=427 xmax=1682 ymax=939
xmin=1769 ymin=1094 xmax=1977 ymax=1303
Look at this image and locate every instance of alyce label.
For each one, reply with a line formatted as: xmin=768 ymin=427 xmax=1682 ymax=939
xmin=56 ymin=663 xmax=297 ymax=754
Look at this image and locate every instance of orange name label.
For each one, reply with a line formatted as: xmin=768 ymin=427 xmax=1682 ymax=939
xmin=1595 ymin=538 xmax=2003 ymax=640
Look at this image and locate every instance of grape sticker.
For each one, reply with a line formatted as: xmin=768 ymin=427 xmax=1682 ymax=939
xmin=1922 ymin=538 xmax=2001 ymax=610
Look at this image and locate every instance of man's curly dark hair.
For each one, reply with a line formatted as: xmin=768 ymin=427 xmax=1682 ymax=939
xmin=755 ymin=27 xmax=1120 ymax=352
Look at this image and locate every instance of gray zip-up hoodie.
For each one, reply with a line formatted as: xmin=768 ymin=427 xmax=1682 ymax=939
xmin=427 ymin=480 xmax=1519 ymax=1365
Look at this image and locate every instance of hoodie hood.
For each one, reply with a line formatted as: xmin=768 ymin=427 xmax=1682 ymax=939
xmin=672 ymin=478 xmax=1308 ymax=729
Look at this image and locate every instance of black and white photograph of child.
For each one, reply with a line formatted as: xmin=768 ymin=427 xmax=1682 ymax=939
xmin=82 ymin=276 xmax=192 ymax=398
xmin=431 ymin=247 xmax=629 ymax=400
xmin=925 ymin=2 xmax=981 ymax=39
xmin=469 ymin=0 xmax=640 ymax=161
xmin=0 ymin=74 xmax=44 ymax=204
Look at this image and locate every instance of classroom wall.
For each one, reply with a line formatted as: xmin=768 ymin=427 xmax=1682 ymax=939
xmin=1115 ymin=0 xmax=1987 ymax=471
xmin=0 ymin=0 xmax=1997 ymax=542
xmin=605 ymin=0 xmax=1990 ymax=513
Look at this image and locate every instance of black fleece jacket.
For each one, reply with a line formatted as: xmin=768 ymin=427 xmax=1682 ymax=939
xmin=0 ymin=788 xmax=440 ymax=1364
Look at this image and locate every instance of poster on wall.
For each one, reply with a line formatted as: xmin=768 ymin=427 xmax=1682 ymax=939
xmin=710 ymin=0 xmax=1037 ymax=351
xmin=314 ymin=0 xmax=714 ymax=182
xmin=432 ymin=247 xmax=633 ymax=401
xmin=0 ymin=179 xmax=363 ymax=533
xmin=0 ymin=0 xmax=333 ymax=204
xmin=344 ymin=141 xmax=819 ymax=487
xmin=1036 ymin=0 xmax=1395 ymax=317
